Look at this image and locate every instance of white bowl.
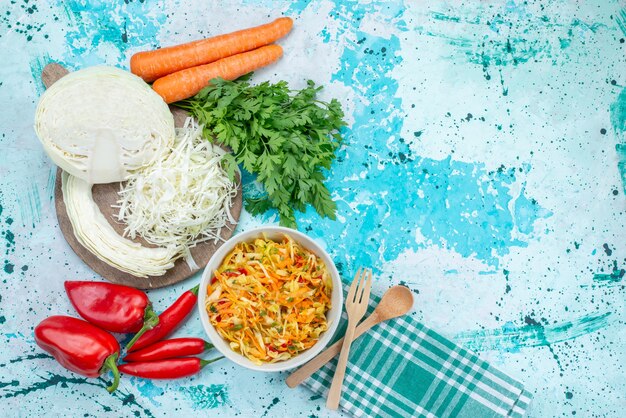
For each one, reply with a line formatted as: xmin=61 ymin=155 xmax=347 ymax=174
xmin=198 ymin=226 xmax=343 ymax=372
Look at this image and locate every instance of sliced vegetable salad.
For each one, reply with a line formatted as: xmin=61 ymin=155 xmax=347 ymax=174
xmin=206 ymin=236 xmax=332 ymax=364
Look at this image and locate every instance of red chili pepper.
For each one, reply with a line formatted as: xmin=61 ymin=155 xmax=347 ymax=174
xmin=126 ymin=284 xmax=200 ymax=352
xmin=123 ymin=338 xmax=213 ymax=362
xmin=118 ymin=356 xmax=222 ymax=379
xmin=34 ymin=315 xmax=120 ymax=393
xmin=64 ymin=281 xmax=159 ymax=342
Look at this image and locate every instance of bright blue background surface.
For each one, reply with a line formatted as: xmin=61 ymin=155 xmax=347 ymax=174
xmin=0 ymin=1 xmax=624 ymax=416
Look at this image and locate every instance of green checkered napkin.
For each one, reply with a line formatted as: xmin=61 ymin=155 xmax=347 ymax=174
xmin=302 ymin=290 xmax=532 ymax=418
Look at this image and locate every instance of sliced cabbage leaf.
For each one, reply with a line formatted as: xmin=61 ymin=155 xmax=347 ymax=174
xmin=62 ymin=171 xmax=177 ymax=277
xmin=35 ymin=66 xmax=175 ymax=184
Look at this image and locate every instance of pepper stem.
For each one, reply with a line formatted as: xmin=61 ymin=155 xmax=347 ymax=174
xmin=189 ymin=284 xmax=200 ymax=296
xmin=200 ymin=356 xmax=225 ymax=369
xmin=204 ymin=341 xmax=214 ymax=351
xmin=100 ymin=353 xmax=120 ymax=393
xmin=124 ymin=304 xmax=160 ymax=352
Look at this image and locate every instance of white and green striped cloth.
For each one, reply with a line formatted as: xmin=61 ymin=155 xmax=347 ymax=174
xmin=302 ymin=291 xmax=532 ymax=417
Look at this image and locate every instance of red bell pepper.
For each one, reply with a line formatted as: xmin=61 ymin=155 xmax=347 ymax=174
xmin=64 ymin=281 xmax=159 ymax=343
xmin=124 ymin=338 xmax=213 ymax=362
xmin=119 ymin=356 xmax=223 ymax=379
xmin=126 ymin=284 xmax=200 ymax=352
xmin=34 ymin=315 xmax=120 ymax=393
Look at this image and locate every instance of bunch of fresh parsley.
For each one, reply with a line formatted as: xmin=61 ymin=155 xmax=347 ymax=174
xmin=180 ymin=76 xmax=346 ymax=229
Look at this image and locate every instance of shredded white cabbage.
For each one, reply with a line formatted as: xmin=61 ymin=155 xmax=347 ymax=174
xmin=35 ymin=66 xmax=175 ymax=184
xmin=61 ymin=171 xmax=177 ymax=277
xmin=116 ymin=118 xmax=238 ymax=263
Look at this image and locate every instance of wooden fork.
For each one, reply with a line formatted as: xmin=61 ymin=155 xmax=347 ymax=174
xmin=326 ymin=267 xmax=373 ymax=410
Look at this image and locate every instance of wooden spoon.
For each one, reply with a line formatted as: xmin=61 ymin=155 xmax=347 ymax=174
xmin=285 ymin=285 xmax=414 ymax=388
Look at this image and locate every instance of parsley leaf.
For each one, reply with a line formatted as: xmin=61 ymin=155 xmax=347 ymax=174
xmin=180 ymin=76 xmax=346 ymax=228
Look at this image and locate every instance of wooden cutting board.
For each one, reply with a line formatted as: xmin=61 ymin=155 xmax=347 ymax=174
xmin=42 ymin=63 xmax=242 ymax=289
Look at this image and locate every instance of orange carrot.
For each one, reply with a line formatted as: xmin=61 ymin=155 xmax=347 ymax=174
xmin=152 ymin=44 xmax=283 ymax=103
xmin=131 ymin=17 xmax=293 ymax=82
